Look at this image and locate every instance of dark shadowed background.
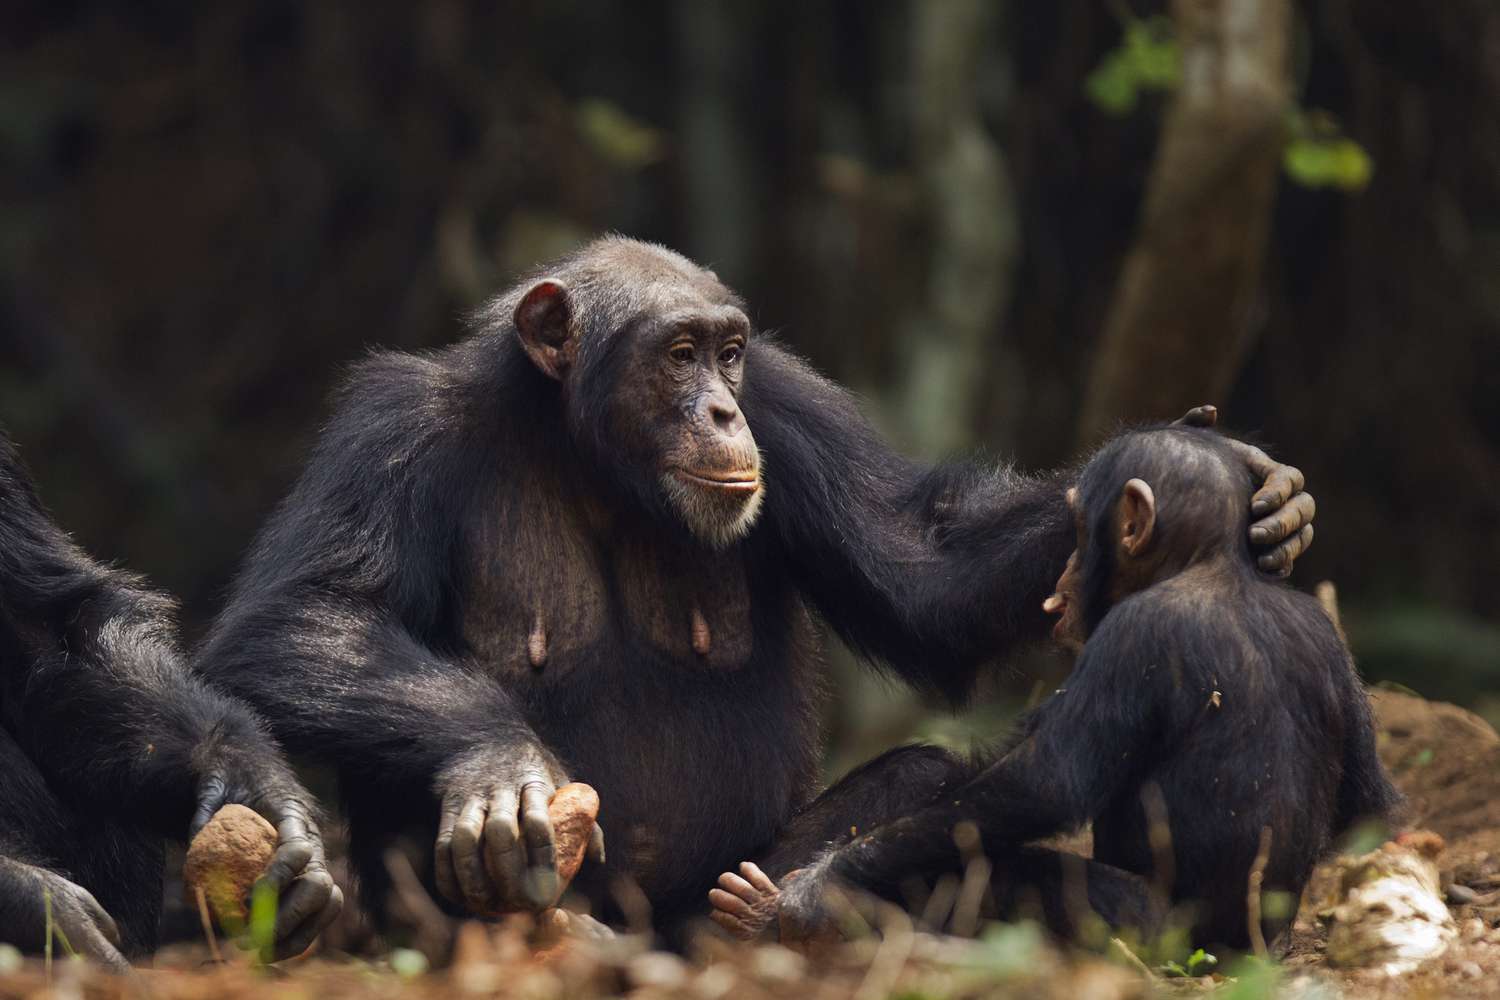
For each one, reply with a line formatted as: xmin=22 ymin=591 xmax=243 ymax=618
xmin=2 ymin=1 xmax=1497 ymax=767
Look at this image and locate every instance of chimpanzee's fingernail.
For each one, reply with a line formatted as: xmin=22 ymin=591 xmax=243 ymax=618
xmin=525 ymin=868 xmax=559 ymax=908
xmin=1250 ymin=526 xmax=1269 ymax=543
xmin=1251 ymin=501 xmax=1271 ymax=517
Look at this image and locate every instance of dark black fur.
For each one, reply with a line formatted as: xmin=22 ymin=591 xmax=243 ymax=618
xmin=195 ymin=237 xmax=1076 ymax=932
xmin=0 ymin=429 xmax=315 ymax=958
xmin=783 ymin=426 xmax=1399 ymax=950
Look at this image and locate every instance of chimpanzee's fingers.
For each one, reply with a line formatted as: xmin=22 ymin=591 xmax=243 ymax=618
xmin=1249 ymin=491 xmax=1316 ymax=547
xmin=79 ymin=927 xmax=133 ymax=974
xmin=709 ymin=909 xmax=754 ymax=940
xmin=274 ymin=865 xmax=335 ymax=940
xmin=1248 ymin=457 xmax=1306 ymax=518
xmin=716 ymin=872 xmax=760 ymax=906
xmin=190 ymin=774 xmax=228 ymax=838
xmin=261 ymin=822 xmax=315 ymax=896
xmin=434 ymin=795 xmax=463 ymax=905
xmin=741 ymin=862 xmax=779 ymax=895
xmin=709 ymin=887 xmax=756 ymax=920
xmin=451 ymin=796 xmax=496 ymax=913
xmin=1172 ymin=404 xmax=1218 ymax=428
xmin=1259 ymin=523 xmax=1314 ymax=576
xmin=483 ymin=786 xmax=525 ymax=909
xmin=273 ymin=882 xmax=343 ymax=961
xmin=519 ymin=781 xmax=558 ymax=908
xmin=587 ymin=822 xmax=606 ymax=864
xmin=77 ymin=890 xmax=124 ymax=950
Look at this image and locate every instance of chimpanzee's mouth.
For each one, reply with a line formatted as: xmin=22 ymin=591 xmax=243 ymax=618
xmin=673 ymin=468 xmax=761 ymax=493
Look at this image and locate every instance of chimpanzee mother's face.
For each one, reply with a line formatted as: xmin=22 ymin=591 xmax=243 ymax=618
xmin=609 ymin=303 xmax=764 ymax=548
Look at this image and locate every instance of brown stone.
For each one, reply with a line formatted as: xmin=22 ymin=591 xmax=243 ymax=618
xmin=550 ymin=783 xmax=600 ymax=886
xmin=183 ymin=804 xmax=278 ymax=929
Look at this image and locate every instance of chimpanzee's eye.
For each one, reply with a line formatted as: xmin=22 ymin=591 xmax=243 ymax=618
xmin=719 ymin=344 xmax=742 ymax=366
xmin=669 ymin=343 xmax=695 ymax=364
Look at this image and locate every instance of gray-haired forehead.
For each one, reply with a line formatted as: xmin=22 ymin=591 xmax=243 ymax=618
xmin=656 ymin=304 xmax=751 ymax=333
xmin=470 ymin=236 xmax=746 ymax=335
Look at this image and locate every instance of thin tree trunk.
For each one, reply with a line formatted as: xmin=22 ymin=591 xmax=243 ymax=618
xmin=893 ymin=0 xmax=1020 ymax=459
xmin=1078 ymin=0 xmax=1290 ymax=446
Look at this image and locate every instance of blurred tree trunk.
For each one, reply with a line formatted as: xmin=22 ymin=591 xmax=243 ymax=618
xmin=675 ymin=0 xmax=758 ymax=281
xmin=892 ymin=0 xmax=1020 ymax=459
xmin=1078 ymin=0 xmax=1290 ymax=445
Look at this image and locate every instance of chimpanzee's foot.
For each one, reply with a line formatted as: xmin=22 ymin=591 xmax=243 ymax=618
xmin=708 ymin=862 xmax=785 ymax=940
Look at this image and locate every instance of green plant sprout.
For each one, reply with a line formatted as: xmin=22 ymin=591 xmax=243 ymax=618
xmin=248 ymin=881 xmax=278 ymax=965
xmin=1163 ymin=946 xmax=1218 ymax=977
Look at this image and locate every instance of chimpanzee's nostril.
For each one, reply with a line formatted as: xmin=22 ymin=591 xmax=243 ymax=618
xmin=710 ymin=401 xmax=743 ymax=433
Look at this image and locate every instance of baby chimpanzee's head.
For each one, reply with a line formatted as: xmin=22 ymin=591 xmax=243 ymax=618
xmin=1045 ymin=426 xmax=1254 ymax=647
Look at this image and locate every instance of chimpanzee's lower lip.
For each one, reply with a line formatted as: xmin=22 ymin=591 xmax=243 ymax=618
xmin=674 ymin=469 xmax=760 ymax=492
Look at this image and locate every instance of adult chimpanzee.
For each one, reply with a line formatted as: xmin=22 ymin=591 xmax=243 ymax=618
xmin=719 ymin=425 xmax=1395 ymax=951
xmin=196 ymin=237 xmax=1316 ymax=935
xmin=0 ymin=430 xmax=341 ymax=968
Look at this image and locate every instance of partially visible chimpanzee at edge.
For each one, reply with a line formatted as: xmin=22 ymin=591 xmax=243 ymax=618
xmin=0 ymin=430 xmax=342 ymax=969
xmin=196 ymin=237 xmax=1317 ymax=938
xmin=718 ymin=426 xmax=1396 ymax=951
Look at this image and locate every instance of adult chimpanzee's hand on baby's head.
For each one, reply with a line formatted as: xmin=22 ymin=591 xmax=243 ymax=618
xmin=1173 ymin=405 xmax=1316 ymax=576
xmin=433 ymin=741 xmax=605 ymax=916
xmin=191 ymin=768 xmax=343 ymax=960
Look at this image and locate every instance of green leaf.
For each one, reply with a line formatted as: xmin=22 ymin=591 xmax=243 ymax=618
xmin=1337 ymin=818 xmax=1392 ymax=855
xmin=1283 ymin=139 xmax=1336 ymax=187
xmin=1330 ymin=139 xmax=1373 ymax=191
xmin=1262 ymin=891 xmax=1297 ymax=921
xmin=964 ymin=921 xmax=1045 ymax=978
xmin=1220 ymin=956 xmax=1282 ymax=1000
xmin=576 ymin=99 xmax=666 ymax=170
xmin=390 ymin=948 xmax=430 ymax=979
xmin=1085 ymin=56 xmax=1138 ymax=116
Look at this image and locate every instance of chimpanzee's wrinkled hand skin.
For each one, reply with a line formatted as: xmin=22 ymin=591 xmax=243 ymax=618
xmin=433 ymin=742 xmax=605 ymax=915
xmin=0 ymin=861 xmax=131 ymax=973
xmin=773 ymin=857 xmax=844 ymax=949
xmin=1174 ymin=405 xmax=1316 ymax=577
xmin=191 ymin=771 xmax=343 ymax=960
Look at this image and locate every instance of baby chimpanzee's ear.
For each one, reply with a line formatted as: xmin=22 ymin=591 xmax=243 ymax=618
xmin=1116 ymin=478 xmax=1156 ymax=558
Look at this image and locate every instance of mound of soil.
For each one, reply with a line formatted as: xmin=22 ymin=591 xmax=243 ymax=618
xmin=1283 ymin=690 xmax=1500 ymax=997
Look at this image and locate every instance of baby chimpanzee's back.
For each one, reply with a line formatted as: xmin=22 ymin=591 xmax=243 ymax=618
xmin=1075 ymin=428 xmax=1399 ymax=948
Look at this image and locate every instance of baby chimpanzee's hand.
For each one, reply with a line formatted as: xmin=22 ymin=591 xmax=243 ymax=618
xmin=708 ymin=862 xmax=784 ymax=940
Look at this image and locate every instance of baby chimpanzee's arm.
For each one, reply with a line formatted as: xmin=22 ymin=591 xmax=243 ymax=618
xmin=783 ymin=608 xmax=1177 ymax=919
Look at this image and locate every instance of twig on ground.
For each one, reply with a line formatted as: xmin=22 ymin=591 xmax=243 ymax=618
xmin=1248 ymin=825 xmax=1274 ymax=958
xmin=195 ymin=887 xmax=224 ymax=964
xmin=1110 ymin=936 xmax=1158 ymax=980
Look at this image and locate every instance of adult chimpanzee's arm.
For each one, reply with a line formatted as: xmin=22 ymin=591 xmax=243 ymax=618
xmin=195 ymin=352 xmax=590 ymax=915
xmin=743 ymin=343 xmax=1314 ymax=700
xmin=742 ymin=341 xmax=1075 ymax=700
xmin=0 ymin=433 xmax=341 ymax=958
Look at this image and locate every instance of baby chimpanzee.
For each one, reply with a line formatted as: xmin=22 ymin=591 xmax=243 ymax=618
xmin=711 ymin=425 xmax=1398 ymax=951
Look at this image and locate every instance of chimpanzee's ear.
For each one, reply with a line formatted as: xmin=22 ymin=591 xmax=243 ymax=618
xmin=1117 ymin=478 xmax=1156 ymax=558
xmin=514 ymin=279 xmax=576 ymax=380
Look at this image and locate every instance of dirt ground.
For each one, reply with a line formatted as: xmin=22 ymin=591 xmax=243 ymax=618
xmin=1277 ymin=689 xmax=1500 ymax=998
xmin=2 ymin=688 xmax=1498 ymax=1000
